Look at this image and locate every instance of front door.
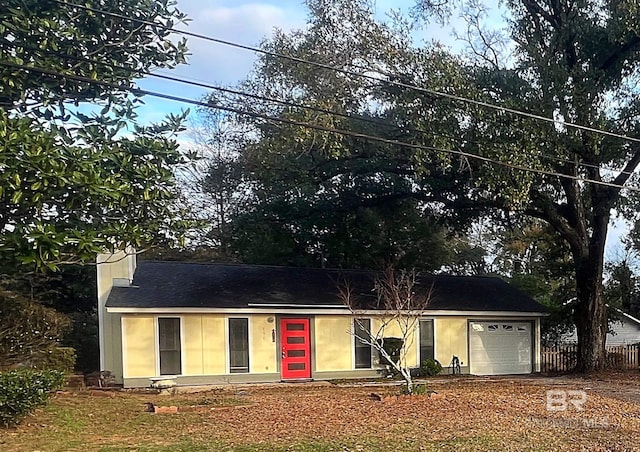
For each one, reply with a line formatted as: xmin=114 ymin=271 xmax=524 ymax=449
xmin=280 ymin=318 xmax=311 ymax=379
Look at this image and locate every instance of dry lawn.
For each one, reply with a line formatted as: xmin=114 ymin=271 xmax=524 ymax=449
xmin=1 ymin=376 xmax=640 ymax=451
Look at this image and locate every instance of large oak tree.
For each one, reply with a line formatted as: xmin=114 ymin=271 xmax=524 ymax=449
xmin=410 ymin=0 xmax=640 ymax=371
xmin=206 ymin=0 xmax=640 ymax=371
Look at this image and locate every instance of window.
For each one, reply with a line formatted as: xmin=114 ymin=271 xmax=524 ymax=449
xmin=229 ymin=318 xmax=249 ymax=373
xmin=419 ymin=320 xmax=434 ymax=364
xmin=158 ymin=317 xmax=181 ymax=375
xmin=354 ymin=319 xmax=372 ymax=369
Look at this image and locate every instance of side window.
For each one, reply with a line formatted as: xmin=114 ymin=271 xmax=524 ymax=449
xmin=419 ymin=320 xmax=434 ymax=363
xmin=158 ymin=317 xmax=181 ymax=375
xmin=354 ymin=319 xmax=372 ymax=369
xmin=229 ymin=318 xmax=249 ymax=373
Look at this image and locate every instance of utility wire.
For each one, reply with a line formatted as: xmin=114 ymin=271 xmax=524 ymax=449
xmin=3 ymin=59 xmax=639 ymax=193
xmin=11 ymin=42 xmax=637 ymax=179
xmin=49 ymin=0 xmax=640 ymax=146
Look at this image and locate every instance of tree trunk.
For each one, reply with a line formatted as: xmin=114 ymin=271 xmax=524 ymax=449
xmin=573 ymin=276 xmax=607 ymax=372
xmin=572 ymin=214 xmax=609 ymax=372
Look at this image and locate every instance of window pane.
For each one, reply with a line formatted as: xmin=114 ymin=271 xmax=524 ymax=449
xmin=287 ymin=336 xmax=305 ymax=344
xmin=354 ymin=319 xmax=371 ymax=369
xmin=229 ymin=318 xmax=249 ymax=373
xmin=286 ymin=323 xmax=305 ymax=331
xmin=158 ymin=318 xmax=181 ymax=375
xmin=419 ymin=320 xmax=434 ymax=363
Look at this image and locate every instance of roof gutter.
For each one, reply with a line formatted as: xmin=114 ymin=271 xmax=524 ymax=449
xmin=105 ymin=306 xmax=548 ymax=316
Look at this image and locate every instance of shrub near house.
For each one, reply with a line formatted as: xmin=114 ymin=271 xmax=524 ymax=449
xmin=0 ymin=289 xmax=74 ymax=427
xmin=0 ymin=370 xmax=64 ymax=427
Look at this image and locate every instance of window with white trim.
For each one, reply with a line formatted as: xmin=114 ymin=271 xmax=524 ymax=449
xmin=354 ymin=318 xmax=372 ymax=369
xmin=419 ymin=319 xmax=435 ymax=364
xmin=229 ymin=318 xmax=249 ymax=373
xmin=158 ymin=317 xmax=181 ymax=375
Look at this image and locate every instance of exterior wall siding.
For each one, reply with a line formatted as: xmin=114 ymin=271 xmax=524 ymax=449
xmin=249 ymin=315 xmax=277 ymax=373
xmin=607 ymin=319 xmax=640 ymax=345
xmin=118 ymin=312 xmax=542 ymax=387
xmin=122 ymin=316 xmax=155 ymax=378
xmin=435 ymin=317 xmax=468 ymax=367
xmin=202 ymin=316 xmax=226 ymax=374
xmin=314 ymin=316 xmax=352 ymax=371
xmin=121 ymin=313 xmax=279 ymax=385
xmin=561 ymin=317 xmax=640 ymax=346
xmin=183 ymin=316 xmax=204 ymax=375
xmin=371 ymin=317 xmax=419 ymax=368
xmin=97 ymin=250 xmax=134 ymax=383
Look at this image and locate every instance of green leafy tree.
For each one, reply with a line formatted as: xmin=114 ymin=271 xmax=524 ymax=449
xmin=197 ymin=0 xmax=469 ymax=270
xmin=217 ymin=120 xmax=453 ymax=270
xmin=0 ymin=0 xmax=191 ymax=271
xmin=212 ymin=0 xmax=640 ymax=370
xmin=408 ymin=0 xmax=640 ymax=370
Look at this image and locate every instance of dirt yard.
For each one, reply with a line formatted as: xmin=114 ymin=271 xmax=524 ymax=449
xmin=1 ymin=374 xmax=640 ymax=451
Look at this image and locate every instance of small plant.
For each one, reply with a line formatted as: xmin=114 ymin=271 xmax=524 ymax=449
xmin=195 ymin=397 xmax=212 ymax=406
xmin=420 ymin=359 xmax=443 ymax=377
xmin=0 ymin=369 xmax=65 ymax=427
xmin=377 ymin=337 xmax=404 ymax=368
xmin=401 ymin=382 xmax=429 ymax=395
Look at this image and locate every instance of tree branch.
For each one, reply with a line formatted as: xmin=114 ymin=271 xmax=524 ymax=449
xmin=599 ymin=36 xmax=640 ymax=73
xmin=613 ymin=144 xmax=640 ymax=188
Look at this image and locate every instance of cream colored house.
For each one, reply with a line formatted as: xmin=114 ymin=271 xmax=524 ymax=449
xmin=98 ymin=252 xmax=547 ymax=388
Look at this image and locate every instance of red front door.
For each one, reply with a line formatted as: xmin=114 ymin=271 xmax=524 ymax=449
xmin=280 ymin=318 xmax=311 ymax=379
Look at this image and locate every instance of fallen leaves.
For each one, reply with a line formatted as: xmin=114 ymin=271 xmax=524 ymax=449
xmin=2 ymin=377 xmax=640 ymax=450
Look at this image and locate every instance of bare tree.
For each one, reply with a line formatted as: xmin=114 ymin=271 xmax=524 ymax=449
xmin=176 ymin=109 xmax=250 ymax=250
xmin=339 ymin=267 xmax=432 ymax=394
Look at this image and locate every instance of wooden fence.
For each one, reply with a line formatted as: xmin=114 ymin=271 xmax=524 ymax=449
xmin=541 ymin=345 xmax=640 ymax=372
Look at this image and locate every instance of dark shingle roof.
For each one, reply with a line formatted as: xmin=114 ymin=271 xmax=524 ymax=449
xmin=106 ymin=261 xmax=547 ymax=313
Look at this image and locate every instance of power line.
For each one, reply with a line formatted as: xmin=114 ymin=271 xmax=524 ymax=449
xmin=49 ymin=0 xmax=640 ymax=146
xmin=3 ymin=59 xmax=639 ymax=194
xmin=11 ymin=42 xmax=637 ymax=179
xmin=149 ymin=69 xmax=638 ymax=179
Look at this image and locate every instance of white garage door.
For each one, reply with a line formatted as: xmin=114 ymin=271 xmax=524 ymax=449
xmin=469 ymin=321 xmax=532 ymax=375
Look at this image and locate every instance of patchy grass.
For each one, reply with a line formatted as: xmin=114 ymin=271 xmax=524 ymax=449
xmin=1 ymin=379 xmax=639 ymax=451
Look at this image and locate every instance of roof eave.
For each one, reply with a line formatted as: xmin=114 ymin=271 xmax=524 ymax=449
xmin=106 ymin=306 xmax=548 ymax=317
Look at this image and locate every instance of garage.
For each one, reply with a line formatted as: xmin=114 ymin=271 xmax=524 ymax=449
xmin=469 ymin=321 xmax=533 ymax=375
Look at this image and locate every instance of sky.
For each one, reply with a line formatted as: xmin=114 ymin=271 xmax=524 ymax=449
xmin=133 ymin=0 xmax=627 ymax=258
xmin=136 ymin=0 xmax=308 ymax=124
xmin=135 ymin=0 xmax=442 ymax=124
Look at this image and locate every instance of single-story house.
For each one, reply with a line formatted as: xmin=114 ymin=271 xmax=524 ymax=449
xmin=561 ymin=307 xmax=640 ymax=346
xmin=97 ymin=251 xmax=548 ymax=388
